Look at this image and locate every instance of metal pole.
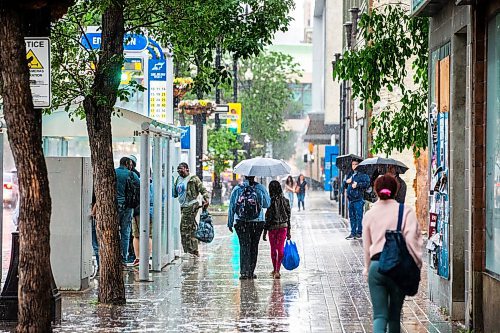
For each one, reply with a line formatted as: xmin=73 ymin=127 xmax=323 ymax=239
xmin=139 ymin=131 xmax=150 ymax=281
xmin=161 ymin=137 xmax=168 ymax=264
xmin=152 ymin=135 xmax=162 ymax=271
xmin=0 ymin=129 xmax=4 ymax=282
xmin=232 ymin=56 xmax=238 ymax=181
xmin=173 ymin=142 xmax=182 ymax=255
xmin=215 ymin=44 xmax=221 ymax=129
xmin=165 ymin=138 xmax=174 ymax=262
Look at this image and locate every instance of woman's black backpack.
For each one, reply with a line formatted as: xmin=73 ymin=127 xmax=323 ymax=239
xmin=378 ymin=203 xmax=421 ymax=296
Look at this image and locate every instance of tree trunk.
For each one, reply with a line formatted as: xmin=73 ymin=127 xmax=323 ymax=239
xmin=0 ymin=6 xmax=53 ymax=332
xmin=83 ymin=1 xmax=126 ymax=304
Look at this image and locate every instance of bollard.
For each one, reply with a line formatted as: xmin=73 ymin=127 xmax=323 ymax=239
xmin=0 ymin=232 xmax=61 ymax=323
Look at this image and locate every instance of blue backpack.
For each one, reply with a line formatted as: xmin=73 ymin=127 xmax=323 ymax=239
xmin=235 ymin=184 xmax=261 ymax=221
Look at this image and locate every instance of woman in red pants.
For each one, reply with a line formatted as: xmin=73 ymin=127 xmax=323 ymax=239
xmin=263 ymin=180 xmax=291 ymax=279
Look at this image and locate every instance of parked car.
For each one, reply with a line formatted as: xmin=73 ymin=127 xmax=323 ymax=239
xmin=3 ymin=172 xmax=19 ymax=208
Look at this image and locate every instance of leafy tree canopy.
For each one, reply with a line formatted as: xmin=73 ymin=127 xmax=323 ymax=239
xmin=239 ymin=51 xmax=302 ymax=156
xmin=50 ymin=0 xmax=295 ymax=115
xmin=207 ymin=128 xmax=242 ymax=175
xmin=332 ymin=4 xmax=429 ymax=156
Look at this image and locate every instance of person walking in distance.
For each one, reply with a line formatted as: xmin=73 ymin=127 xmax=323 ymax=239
xmin=173 ymin=163 xmax=209 ymax=257
xmin=343 ymin=159 xmax=370 ymax=239
xmin=228 ymin=176 xmax=271 ymax=280
xmin=296 ymin=174 xmax=308 ymax=211
xmin=284 ymin=176 xmax=295 ymax=208
xmin=362 ymin=174 xmax=423 ymax=333
xmin=263 ymin=180 xmax=291 ymax=279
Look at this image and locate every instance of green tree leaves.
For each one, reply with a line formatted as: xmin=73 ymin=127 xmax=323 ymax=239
xmin=332 ymin=5 xmax=429 ymax=156
xmin=207 ymin=128 xmax=242 ymax=175
xmin=239 ymin=51 xmax=302 ymax=157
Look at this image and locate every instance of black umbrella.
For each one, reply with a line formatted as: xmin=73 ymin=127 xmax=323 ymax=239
xmin=355 ymin=157 xmax=409 ymax=179
xmin=335 ymin=154 xmax=363 ymax=173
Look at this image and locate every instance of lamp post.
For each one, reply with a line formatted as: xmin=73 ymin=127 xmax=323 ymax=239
xmin=243 ymin=134 xmax=251 ymax=159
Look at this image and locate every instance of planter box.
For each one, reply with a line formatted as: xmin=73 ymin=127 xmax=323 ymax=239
xmin=208 ymin=210 xmax=228 ymax=225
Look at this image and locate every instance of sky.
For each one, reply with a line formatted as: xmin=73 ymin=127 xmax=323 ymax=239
xmin=272 ymin=0 xmax=307 ymax=45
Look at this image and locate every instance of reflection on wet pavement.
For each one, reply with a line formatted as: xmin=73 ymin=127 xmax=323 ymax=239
xmin=0 ymin=193 xmax=458 ymax=332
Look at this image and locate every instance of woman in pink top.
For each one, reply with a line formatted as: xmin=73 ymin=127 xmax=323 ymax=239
xmin=362 ymin=174 xmax=423 ymax=333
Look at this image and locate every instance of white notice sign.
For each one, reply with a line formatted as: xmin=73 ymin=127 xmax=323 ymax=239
xmin=25 ymin=37 xmax=51 ymax=108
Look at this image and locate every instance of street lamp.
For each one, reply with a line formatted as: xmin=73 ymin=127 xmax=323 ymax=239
xmin=344 ymin=22 xmax=353 ymax=49
xmin=244 ymin=67 xmax=253 ymax=81
xmin=331 ymin=53 xmax=341 ymax=74
xmin=243 ymin=134 xmax=251 ymax=159
xmin=349 ymin=7 xmax=360 ymax=42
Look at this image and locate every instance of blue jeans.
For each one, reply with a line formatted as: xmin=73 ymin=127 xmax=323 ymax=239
xmin=348 ymin=199 xmax=364 ymax=236
xmin=297 ymin=192 xmax=305 ymax=210
xmin=287 ymin=192 xmax=294 ymax=208
xmin=368 ymin=260 xmax=405 ymax=333
xmin=118 ymin=205 xmax=133 ymax=263
xmin=91 ymin=218 xmax=99 ymax=269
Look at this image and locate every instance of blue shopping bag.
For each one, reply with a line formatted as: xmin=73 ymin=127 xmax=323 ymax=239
xmin=282 ymin=240 xmax=300 ymax=270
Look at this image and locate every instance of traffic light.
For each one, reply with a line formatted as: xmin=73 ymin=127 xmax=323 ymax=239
xmin=303 ymin=154 xmax=308 ymax=163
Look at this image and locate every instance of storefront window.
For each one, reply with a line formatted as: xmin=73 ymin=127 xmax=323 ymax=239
xmin=486 ymin=13 xmax=500 ymax=276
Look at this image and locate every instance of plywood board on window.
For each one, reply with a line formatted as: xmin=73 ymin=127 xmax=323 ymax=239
xmin=439 ymin=56 xmax=450 ymax=113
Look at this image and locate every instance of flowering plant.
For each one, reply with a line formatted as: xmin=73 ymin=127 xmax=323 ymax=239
xmin=178 ymin=99 xmax=216 ymax=115
xmin=173 ymin=77 xmax=194 ymax=98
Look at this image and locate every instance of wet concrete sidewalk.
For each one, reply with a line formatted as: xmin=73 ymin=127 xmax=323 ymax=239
xmin=7 ymin=192 xmax=458 ymax=332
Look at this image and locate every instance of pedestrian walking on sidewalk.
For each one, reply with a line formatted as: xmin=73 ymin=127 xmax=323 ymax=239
xmin=342 ymin=160 xmax=370 ymax=239
xmin=263 ymin=180 xmax=291 ymax=279
xmin=174 ymin=163 xmax=209 ymax=257
xmin=284 ymin=176 xmax=295 ymax=208
xmin=362 ymin=174 xmax=423 ymax=333
xmin=228 ymin=176 xmax=271 ymax=280
xmin=295 ymin=174 xmax=308 ymax=211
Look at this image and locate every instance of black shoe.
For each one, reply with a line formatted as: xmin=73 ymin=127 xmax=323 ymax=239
xmin=345 ymin=234 xmax=356 ymax=240
xmin=355 ymin=234 xmax=362 ymax=239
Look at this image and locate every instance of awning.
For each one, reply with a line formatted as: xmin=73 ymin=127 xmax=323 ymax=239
xmin=303 ymin=112 xmax=339 ymax=145
xmin=42 ymin=107 xmax=181 ymax=138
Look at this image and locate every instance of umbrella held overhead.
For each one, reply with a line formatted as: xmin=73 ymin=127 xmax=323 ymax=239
xmin=233 ymin=157 xmax=291 ymax=177
xmin=335 ymin=154 xmax=363 ymax=173
xmin=355 ymin=157 xmax=409 ymax=179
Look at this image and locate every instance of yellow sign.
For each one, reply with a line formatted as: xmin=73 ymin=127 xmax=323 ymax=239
xmin=26 ymin=49 xmax=43 ymax=69
xmin=308 ymin=142 xmax=314 ymax=154
xmin=227 ymin=103 xmax=242 ymax=134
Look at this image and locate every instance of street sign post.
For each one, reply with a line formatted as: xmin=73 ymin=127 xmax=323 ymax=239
xmin=25 ymin=37 xmax=51 ymax=108
xmin=80 ymin=32 xmax=148 ymax=52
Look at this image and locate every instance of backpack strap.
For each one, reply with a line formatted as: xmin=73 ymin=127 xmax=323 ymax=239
xmin=396 ymin=203 xmax=404 ymax=231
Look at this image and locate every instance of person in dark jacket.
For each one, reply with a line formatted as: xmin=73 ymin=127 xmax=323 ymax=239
xmin=388 ymin=165 xmax=407 ymax=204
xmin=342 ymin=160 xmax=370 ymax=240
xmin=263 ymin=180 xmax=291 ymax=279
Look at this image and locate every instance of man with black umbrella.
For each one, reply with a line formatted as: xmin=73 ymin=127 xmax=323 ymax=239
xmin=342 ymin=159 xmax=370 ymax=240
xmin=388 ymin=165 xmax=407 ymax=203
